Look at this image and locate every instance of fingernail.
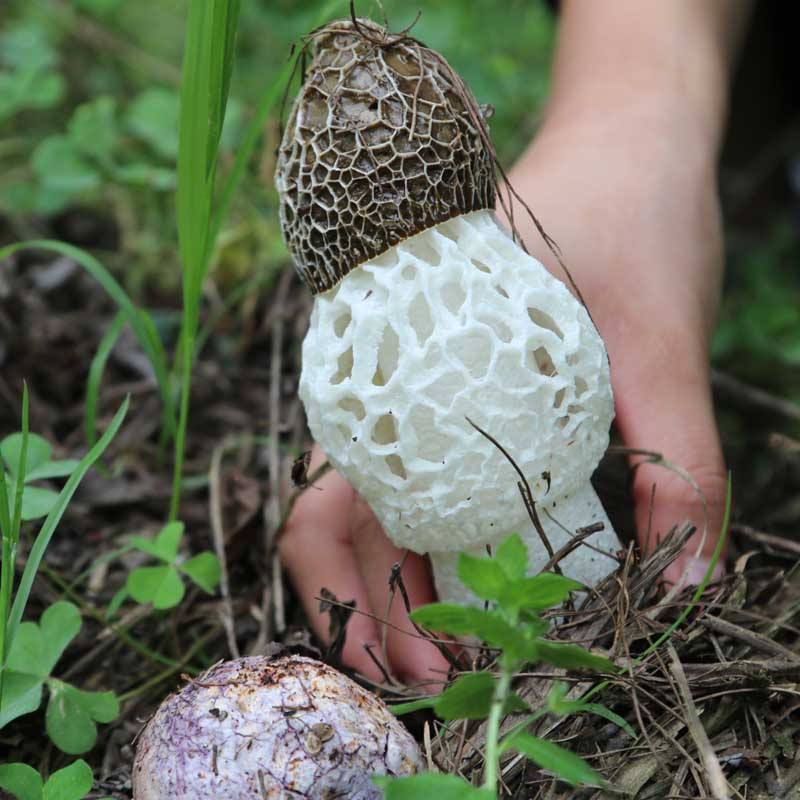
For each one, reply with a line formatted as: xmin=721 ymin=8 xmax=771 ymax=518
xmin=664 ymin=557 xmax=725 ymax=589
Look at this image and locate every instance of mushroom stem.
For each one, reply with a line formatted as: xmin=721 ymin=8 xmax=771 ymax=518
xmin=428 ymin=482 xmax=619 ymax=605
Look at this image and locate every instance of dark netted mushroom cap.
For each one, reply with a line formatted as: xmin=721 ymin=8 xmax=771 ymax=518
xmin=275 ymin=18 xmax=496 ymax=293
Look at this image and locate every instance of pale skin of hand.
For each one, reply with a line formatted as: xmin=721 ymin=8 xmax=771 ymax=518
xmin=279 ymin=0 xmax=752 ymax=685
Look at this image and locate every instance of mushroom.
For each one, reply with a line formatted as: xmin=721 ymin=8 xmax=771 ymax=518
xmin=132 ymin=654 xmax=422 ymax=799
xmin=276 ymin=19 xmax=621 ymax=605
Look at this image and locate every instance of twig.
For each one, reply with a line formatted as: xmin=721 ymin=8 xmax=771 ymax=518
xmin=731 ymin=523 xmax=800 ymax=557
xmin=209 ymin=434 xmax=241 ymax=659
xmin=711 ymin=369 xmax=800 ymax=422
xmin=668 ymin=644 xmax=730 ymax=800
xmin=465 ymin=416 xmax=554 ymax=560
xmin=262 ymin=269 xmax=293 ymax=635
xmin=699 ymin=615 xmax=800 ymax=662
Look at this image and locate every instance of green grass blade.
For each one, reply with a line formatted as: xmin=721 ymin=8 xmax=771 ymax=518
xmin=9 ymin=385 xmax=29 ymax=545
xmin=206 ymin=0 xmax=241 ymax=177
xmin=0 ymin=241 xmax=176 ymax=440
xmin=7 ymin=397 xmax=129 ymax=646
xmin=208 ymin=0 xmax=345 ymax=248
xmin=85 ymin=312 xmax=126 ymax=449
xmin=171 ymin=0 xmax=242 ymax=520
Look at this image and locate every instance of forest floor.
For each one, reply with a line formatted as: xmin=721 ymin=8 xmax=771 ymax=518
xmin=2 ymin=211 xmax=800 ymax=796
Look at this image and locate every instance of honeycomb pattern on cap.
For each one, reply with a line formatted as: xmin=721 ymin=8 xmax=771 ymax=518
xmin=275 ymin=18 xmax=496 ymax=294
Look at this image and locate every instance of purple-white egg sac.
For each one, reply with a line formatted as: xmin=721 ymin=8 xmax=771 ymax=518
xmin=132 ymin=655 xmax=422 ymax=799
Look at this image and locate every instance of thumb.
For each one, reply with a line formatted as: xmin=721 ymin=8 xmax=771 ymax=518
xmin=612 ymin=353 xmax=728 ymax=586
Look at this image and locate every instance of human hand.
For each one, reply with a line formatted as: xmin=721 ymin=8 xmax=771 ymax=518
xmin=508 ymin=105 xmax=728 ymax=587
xmin=279 ymin=445 xmax=452 ymax=685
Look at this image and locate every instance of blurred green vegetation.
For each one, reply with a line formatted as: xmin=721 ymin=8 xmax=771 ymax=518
xmin=0 ymin=0 xmax=554 ymax=293
xmin=2 ymin=0 xmax=799 ymax=398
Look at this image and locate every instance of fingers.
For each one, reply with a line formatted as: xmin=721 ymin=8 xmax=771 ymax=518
xmin=612 ymin=344 xmax=728 ymax=585
xmin=349 ymin=494 xmax=451 ymax=687
xmin=279 ymin=450 xmax=384 ymax=682
xmin=280 ymin=447 xmax=448 ymax=685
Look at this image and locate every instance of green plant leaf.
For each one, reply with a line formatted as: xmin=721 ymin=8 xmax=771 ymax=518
xmin=502 ymin=731 xmax=602 ymax=786
xmin=180 ymin=551 xmax=220 ymax=593
xmin=1 ymin=23 xmax=58 ymax=71
xmin=38 ymin=602 xmax=82 ymax=676
xmin=7 ymin=398 xmax=129 ymax=645
xmin=104 ymin=586 xmax=128 ymax=619
xmin=373 ymin=773 xmax=494 ymax=799
xmin=85 ymin=313 xmax=125 ymax=449
xmin=73 ymin=0 xmax=123 ymax=13
xmin=410 ymin=603 xmax=521 ymax=651
xmin=125 ymin=88 xmax=180 ymax=161
xmin=1 ymin=433 xmax=51 ymax=479
xmin=547 ymin=683 xmax=635 ymax=738
xmin=153 ymin=521 xmax=184 ymax=561
xmin=45 ymin=682 xmax=106 ymax=755
xmin=0 ymin=670 xmax=43 ymax=729
xmin=457 ymin=554 xmax=508 ymax=601
xmin=6 ymin=622 xmax=45 ymax=675
xmin=499 ymin=573 xmax=584 ymax=614
xmin=503 ymin=693 xmax=531 ymax=714
xmin=127 ymin=565 xmax=185 ymax=609
xmin=0 ymin=762 xmax=43 ymax=800
xmin=494 ymin=533 xmax=528 ymax=581
xmin=43 ymin=759 xmax=93 ymax=800
xmin=130 ymin=521 xmax=184 ymax=563
xmin=19 ymin=486 xmax=59 ymax=521
xmin=68 ymin=97 xmax=117 ymax=166
xmin=389 ymin=696 xmax=437 ymax=715
xmin=434 ymin=672 xmax=496 ymax=721
xmin=31 ymin=136 xmax=101 ymax=196
xmin=112 ymin=163 xmax=175 ymax=190
xmin=535 ymin=642 xmax=616 ymax=673
xmin=392 ymin=672 xmax=521 ymax=721
xmin=24 ymin=461 xmax=80 ymax=481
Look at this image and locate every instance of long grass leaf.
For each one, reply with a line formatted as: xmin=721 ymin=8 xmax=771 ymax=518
xmin=7 ymin=397 xmax=129 ymax=645
xmin=171 ymin=0 xmax=242 ymax=520
xmin=8 ymin=385 xmax=28 ymax=550
xmin=85 ymin=312 xmax=126 ymax=448
xmin=209 ymin=0 xmax=345 ymax=248
xmin=0 ymin=242 xmax=176 ymax=439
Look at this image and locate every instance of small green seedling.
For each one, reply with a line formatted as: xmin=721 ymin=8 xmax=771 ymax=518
xmin=114 ymin=521 xmax=220 ymax=611
xmin=0 ymin=433 xmax=79 ymax=521
xmin=377 ymin=533 xmax=625 ymax=798
xmin=0 ymin=601 xmax=119 ymax=754
xmin=0 ymin=758 xmax=113 ymax=800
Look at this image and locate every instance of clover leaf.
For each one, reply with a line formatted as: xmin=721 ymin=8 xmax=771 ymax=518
xmin=124 ymin=521 xmax=220 ymax=610
xmin=0 ymin=602 xmax=119 ymax=754
xmin=0 ymin=433 xmax=79 ymax=521
xmin=0 ymin=759 xmax=105 ymax=800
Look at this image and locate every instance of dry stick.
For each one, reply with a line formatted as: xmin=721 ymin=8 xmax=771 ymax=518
xmin=209 ymin=434 xmax=241 ymax=659
xmin=263 ymin=269 xmax=293 ymax=635
xmin=465 ymin=416 xmax=555 ymax=561
xmin=699 ymin=615 xmax=800 ymax=662
xmin=711 ymin=369 xmax=800 ymax=423
xmin=388 ymin=560 xmax=463 ymax=673
xmin=731 ymin=523 xmax=800 ymax=557
xmin=667 ymin=644 xmax=731 ymax=800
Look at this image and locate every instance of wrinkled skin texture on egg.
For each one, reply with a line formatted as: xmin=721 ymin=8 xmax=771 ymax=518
xmin=133 ymin=655 xmax=422 ymax=799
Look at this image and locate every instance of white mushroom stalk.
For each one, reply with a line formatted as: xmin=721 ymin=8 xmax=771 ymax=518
xmin=132 ymin=655 xmax=422 ymax=799
xmin=276 ymin=18 xmax=621 ymax=605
